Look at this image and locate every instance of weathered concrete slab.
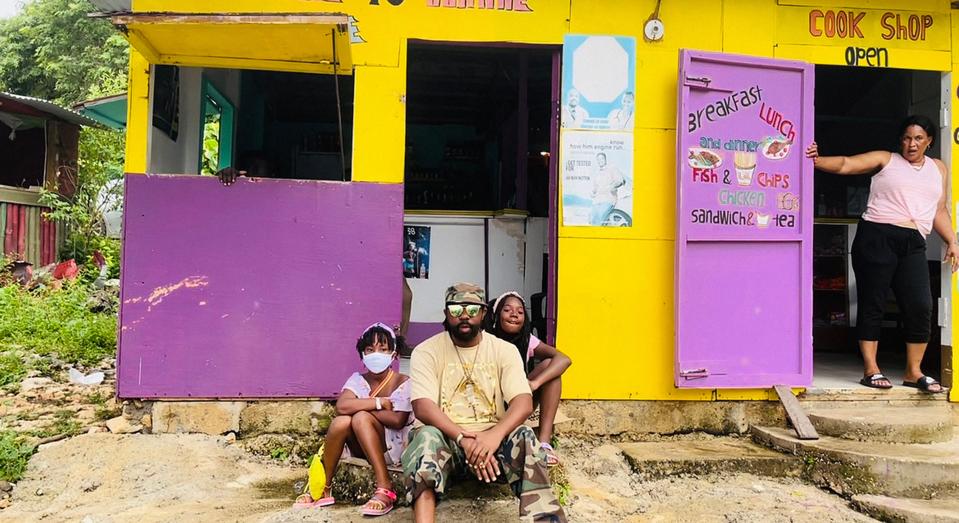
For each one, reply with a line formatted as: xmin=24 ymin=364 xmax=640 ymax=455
xmin=151 ymin=401 xmax=246 ymax=435
xmin=561 ymin=400 xmax=785 ymax=436
xmin=852 ymin=494 xmax=959 ymax=523
xmin=617 ymin=438 xmax=801 ymax=479
xmin=807 ymin=406 xmax=953 ymax=444
xmin=752 ymin=425 xmax=959 ymax=498
xmin=239 ymin=401 xmax=334 ymax=437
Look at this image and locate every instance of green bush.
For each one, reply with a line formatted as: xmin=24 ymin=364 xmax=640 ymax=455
xmin=0 ymin=351 xmax=27 ymax=389
xmin=0 ymin=430 xmax=35 ymax=482
xmin=0 ymin=282 xmax=116 ymax=365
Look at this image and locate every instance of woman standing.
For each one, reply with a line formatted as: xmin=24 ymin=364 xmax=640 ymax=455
xmin=806 ymin=115 xmax=958 ymax=393
xmin=485 ymin=291 xmax=572 ymax=464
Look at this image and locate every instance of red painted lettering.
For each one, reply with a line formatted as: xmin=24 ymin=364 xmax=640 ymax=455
xmin=850 ymin=11 xmax=865 ymax=38
xmin=880 ymin=13 xmax=931 ymax=41
xmin=809 ymin=9 xmax=823 ymax=36
xmin=692 ymin=168 xmax=718 ymax=184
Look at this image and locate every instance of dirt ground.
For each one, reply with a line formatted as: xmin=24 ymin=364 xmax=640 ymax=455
xmin=0 ymin=431 xmax=878 ymax=523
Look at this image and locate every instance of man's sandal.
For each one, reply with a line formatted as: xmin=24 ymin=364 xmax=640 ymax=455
xmin=903 ymin=375 xmax=945 ymax=394
xmin=360 ymin=487 xmax=397 ymax=517
xmin=541 ymin=442 xmax=560 ymax=467
xmin=859 ymin=373 xmax=893 ymax=389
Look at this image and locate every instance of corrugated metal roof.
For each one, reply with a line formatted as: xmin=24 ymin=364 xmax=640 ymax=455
xmin=0 ymin=92 xmax=101 ymax=127
xmin=88 ymin=0 xmax=131 ymax=14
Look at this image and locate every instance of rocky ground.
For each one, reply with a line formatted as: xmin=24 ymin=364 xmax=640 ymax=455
xmin=0 ymin=367 xmax=879 ymax=522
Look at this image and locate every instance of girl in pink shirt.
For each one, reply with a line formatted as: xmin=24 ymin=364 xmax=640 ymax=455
xmin=484 ymin=291 xmax=572 ymax=465
xmin=806 ymin=115 xmax=958 ymax=394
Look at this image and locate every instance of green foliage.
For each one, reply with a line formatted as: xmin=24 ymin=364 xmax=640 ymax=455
xmin=270 ymin=447 xmax=291 ymax=461
xmin=0 ymin=0 xmax=128 ymax=106
xmin=0 ymin=430 xmax=35 ymax=482
xmin=0 ymin=282 xmax=116 ymax=365
xmin=0 ymin=351 xmax=27 ymax=390
xmin=30 ymin=410 xmax=83 ymax=439
xmin=40 ymin=125 xmax=125 ymax=266
xmin=201 ymin=112 xmax=222 ymax=176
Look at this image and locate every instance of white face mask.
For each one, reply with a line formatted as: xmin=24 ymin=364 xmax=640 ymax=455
xmin=363 ymin=352 xmax=394 ymax=374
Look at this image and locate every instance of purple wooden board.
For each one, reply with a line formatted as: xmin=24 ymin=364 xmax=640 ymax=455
xmin=675 ymin=50 xmax=813 ymax=388
xmin=118 ymin=175 xmax=403 ymax=398
xmin=407 ymin=321 xmax=443 ymax=347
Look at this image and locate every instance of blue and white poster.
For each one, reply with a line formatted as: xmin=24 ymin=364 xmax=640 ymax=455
xmin=561 ymin=131 xmax=633 ymax=227
xmin=561 ymin=35 xmax=636 ymax=131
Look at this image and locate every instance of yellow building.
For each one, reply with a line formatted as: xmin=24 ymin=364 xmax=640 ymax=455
xmin=101 ymin=0 xmax=959 ymax=404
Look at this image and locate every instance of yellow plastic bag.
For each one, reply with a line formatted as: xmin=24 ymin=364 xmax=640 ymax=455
xmin=307 ymin=442 xmax=327 ymax=500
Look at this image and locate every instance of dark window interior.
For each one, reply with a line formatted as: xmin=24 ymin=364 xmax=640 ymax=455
xmin=405 ymin=43 xmax=554 ymax=213
xmin=0 ymin=123 xmax=45 ymax=189
xmin=235 ymin=70 xmax=354 ymax=181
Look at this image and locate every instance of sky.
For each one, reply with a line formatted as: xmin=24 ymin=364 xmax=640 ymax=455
xmin=0 ymin=0 xmax=23 ymax=19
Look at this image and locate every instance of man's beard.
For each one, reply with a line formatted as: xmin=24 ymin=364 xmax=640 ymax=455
xmin=448 ymin=320 xmax=480 ymax=343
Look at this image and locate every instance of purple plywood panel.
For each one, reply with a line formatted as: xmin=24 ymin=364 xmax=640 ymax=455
xmin=118 ymin=175 xmax=403 ymax=399
xmin=675 ymin=50 xmax=813 ymax=389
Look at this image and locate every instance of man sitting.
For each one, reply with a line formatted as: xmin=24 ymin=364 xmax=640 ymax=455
xmin=402 ymin=283 xmax=567 ymax=522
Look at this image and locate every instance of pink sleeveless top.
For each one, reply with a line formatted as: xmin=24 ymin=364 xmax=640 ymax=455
xmin=861 ymin=153 xmax=942 ymax=237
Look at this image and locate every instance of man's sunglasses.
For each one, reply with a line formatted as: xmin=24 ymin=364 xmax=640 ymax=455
xmin=446 ymin=303 xmax=483 ymax=318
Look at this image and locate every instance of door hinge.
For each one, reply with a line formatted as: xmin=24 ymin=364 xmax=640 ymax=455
xmin=680 ymin=367 xmax=710 ymax=379
xmin=683 ymin=76 xmax=733 ymax=93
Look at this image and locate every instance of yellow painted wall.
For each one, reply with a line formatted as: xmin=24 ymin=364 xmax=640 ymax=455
xmin=123 ymin=0 xmax=958 ymax=401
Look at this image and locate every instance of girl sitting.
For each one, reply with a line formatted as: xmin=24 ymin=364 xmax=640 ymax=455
xmin=295 ymin=323 xmax=412 ymax=516
xmin=485 ymin=291 xmax=572 ymax=466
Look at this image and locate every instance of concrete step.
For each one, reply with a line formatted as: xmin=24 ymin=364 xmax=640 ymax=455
xmin=617 ymin=438 xmax=802 ymax=479
xmin=799 ymin=387 xmax=951 ymax=410
xmin=852 ymin=494 xmax=959 ymax=523
xmin=751 ymin=425 xmax=959 ymax=498
xmin=806 ymin=405 xmax=953 ymax=444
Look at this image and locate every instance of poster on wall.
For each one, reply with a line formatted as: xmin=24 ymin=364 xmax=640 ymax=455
xmin=561 ymin=35 xmax=636 ymax=131
xmin=152 ymin=65 xmax=180 ymax=141
xmin=561 ymin=131 xmax=633 ymax=227
xmin=403 ymin=225 xmax=431 ymax=279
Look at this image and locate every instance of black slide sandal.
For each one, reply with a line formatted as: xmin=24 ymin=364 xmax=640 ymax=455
xmin=859 ymin=373 xmax=893 ymax=389
xmin=902 ymin=376 xmax=945 ymax=394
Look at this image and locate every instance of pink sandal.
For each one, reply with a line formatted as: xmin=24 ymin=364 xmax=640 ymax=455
xmin=360 ymin=487 xmax=397 ymax=517
xmin=541 ymin=442 xmax=560 ymax=467
xmin=293 ymin=487 xmax=335 ymax=509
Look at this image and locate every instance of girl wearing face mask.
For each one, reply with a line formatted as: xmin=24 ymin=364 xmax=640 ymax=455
xmin=294 ymin=323 xmax=411 ymax=516
xmin=484 ymin=292 xmax=572 ymax=466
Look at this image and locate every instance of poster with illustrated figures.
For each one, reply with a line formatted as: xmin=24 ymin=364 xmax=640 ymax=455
xmin=403 ymin=226 xmax=431 ymax=279
xmin=561 ymin=35 xmax=636 ymax=131
xmin=561 ymin=131 xmax=633 ymax=227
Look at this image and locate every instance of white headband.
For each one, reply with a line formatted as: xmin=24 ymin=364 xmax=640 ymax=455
xmin=492 ymin=291 xmax=525 ymax=323
xmin=362 ymin=322 xmax=396 ymax=342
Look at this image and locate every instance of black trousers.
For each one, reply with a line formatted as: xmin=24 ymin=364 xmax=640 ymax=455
xmin=851 ymin=220 xmax=932 ymax=343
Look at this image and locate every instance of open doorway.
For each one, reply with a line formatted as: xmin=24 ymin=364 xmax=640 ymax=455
xmin=402 ymin=42 xmax=557 ymax=350
xmin=812 ymin=65 xmax=948 ymax=389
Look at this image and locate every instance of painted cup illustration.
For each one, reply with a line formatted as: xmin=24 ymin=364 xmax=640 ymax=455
xmin=734 ymin=152 xmax=756 ymax=186
xmin=756 ymin=212 xmax=771 ymax=228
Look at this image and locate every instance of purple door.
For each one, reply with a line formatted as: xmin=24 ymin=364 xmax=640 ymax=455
xmin=675 ymin=50 xmax=813 ymax=389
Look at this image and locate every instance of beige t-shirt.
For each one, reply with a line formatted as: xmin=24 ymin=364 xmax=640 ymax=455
xmin=410 ymin=331 xmax=532 ymax=432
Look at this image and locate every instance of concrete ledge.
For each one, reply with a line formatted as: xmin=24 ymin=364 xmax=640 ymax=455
xmin=752 ymin=425 xmax=959 ymax=498
xmin=852 ymin=494 xmax=959 ymax=523
xmin=560 ymin=400 xmax=785 ymax=436
xmin=618 ymin=438 xmax=802 ymax=479
xmin=151 ymin=401 xmax=246 ymax=435
xmin=807 ymin=406 xmax=953 ymax=444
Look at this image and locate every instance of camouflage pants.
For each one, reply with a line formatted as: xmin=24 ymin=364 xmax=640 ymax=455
xmin=401 ymin=425 xmax=567 ymax=522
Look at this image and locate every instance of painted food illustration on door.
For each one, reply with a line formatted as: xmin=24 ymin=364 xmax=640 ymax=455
xmin=687 ymin=148 xmax=723 ymax=169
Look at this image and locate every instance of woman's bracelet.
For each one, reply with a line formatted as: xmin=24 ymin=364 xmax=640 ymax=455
xmin=375 ymin=397 xmax=382 ymax=410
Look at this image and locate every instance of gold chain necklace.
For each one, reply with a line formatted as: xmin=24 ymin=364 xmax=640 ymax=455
xmin=454 ymin=338 xmax=483 ymax=418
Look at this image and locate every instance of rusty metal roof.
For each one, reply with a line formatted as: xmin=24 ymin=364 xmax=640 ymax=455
xmin=88 ymin=0 xmax=131 ymax=14
xmin=0 ymin=92 xmax=101 ymax=127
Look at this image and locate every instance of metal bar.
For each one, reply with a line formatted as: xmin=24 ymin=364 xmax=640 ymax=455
xmin=111 ymin=13 xmax=351 ymax=26
xmin=546 ymin=49 xmax=560 ymax=345
xmin=332 ymin=29 xmax=347 ymax=182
